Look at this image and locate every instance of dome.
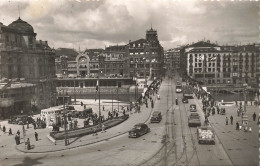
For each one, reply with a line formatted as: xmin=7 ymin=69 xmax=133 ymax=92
xmin=8 ymin=17 xmax=34 ymax=33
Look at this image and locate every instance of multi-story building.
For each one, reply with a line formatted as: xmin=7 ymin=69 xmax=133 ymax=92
xmin=164 ymin=48 xmax=181 ymax=73
xmin=126 ymin=28 xmax=164 ymax=81
xmin=185 ymin=40 xmax=259 ymax=87
xmin=0 ymin=17 xmax=56 ymax=118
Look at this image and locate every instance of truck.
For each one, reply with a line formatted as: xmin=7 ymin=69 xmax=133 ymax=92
xmin=188 ymin=113 xmax=201 ymax=127
xmin=197 ymin=127 xmax=215 ymax=145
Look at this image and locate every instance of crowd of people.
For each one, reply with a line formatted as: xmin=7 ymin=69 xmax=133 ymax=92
xmin=189 ymin=79 xmax=259 ymax=132
xmin=0 ymin=121 xmax=40 ymax=150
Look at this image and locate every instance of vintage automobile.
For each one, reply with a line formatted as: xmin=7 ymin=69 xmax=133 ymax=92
xmin=190 ymin=104 xmax=197 ymax=112
xmin=150 ymin=111 xmax=162 ymax=123
xmin=8 ymin=115 xmax=35 ymax=125
xmin=188 ymin=113 xmax=201 ymax=127
xmin=129 ymin=123 xmax=150 ymax=138
xmin=182 ymin=97 xmax=188 ymax=103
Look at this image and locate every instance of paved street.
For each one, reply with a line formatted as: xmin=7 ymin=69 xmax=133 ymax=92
xmin=0 ymin=77 xmax=259 ymax=166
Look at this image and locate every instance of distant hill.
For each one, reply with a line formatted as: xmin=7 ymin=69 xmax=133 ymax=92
xmin=55 ymin=48 xmax=78 ymax=60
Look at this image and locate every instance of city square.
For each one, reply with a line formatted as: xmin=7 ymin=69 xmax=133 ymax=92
xmin=0 ymin=0 xmax=259 ymax=166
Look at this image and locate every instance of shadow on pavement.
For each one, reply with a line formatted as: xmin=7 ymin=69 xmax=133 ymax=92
xmin=13 ymin=156 xmax=46 ymax=166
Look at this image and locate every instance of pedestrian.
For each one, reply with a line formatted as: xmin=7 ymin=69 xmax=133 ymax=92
xmin=3 ymin=125 xmax=6 ymax=133
xmin=27 ymin=138 xmax=30 ymax=150
xmin=237 ymin=109 xmax=240 ymax=117
xmin=17 ymin=130 xmax=20 ymax=136
xmin=253 ymin=112 xmax=256 ymax=121
xmin=27 ymin=121 xmax=29 ymax=129
xmin=15 ymin=135 xmax=20 ymax=145
xmin=92 ymin=127 xmax=97 ymax=136
xmin=35 ymin=132 xmax=38 ymax=141
xmin=230 ymin=116 xmax=233 ymax=125
xmin=103 ymin=105 xmax=105 ymax=111
xmin=101 ymin=124 xmax=106 ymax=133
xmin=22 ymin=125 xmax=25 ymax=131
xmin=176 ymin=98 xmax=178 ymax=105
xmin=217 ymin=107 xmax=220 ymax=114
xmin=236 ymin=122 xmax=239 ymax=130
xmin=248 ymin=127 xmax=252 ymax=133
xmin=225 ymin=117 xmax=228 ymax=125
xmin=0 ymin=124 xmax=1 ymax=131
xmin=123 ymin=109 xmax=126 ymax=116
xmin=9 ymin=128 xmax=12 ymax=135
xmin=33 ymin=122 xmax=36 ymax=130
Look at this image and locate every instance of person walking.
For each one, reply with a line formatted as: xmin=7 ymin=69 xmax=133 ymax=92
xmin=230 ymin=116 xmax=233 ymax=125
xmin=236 ymin=122 xmax=239 ymax=130
xmin=27 ymin=138 xmax=30 ymax=150
xmin=9 ymin=128 xmax=12 ymax=135
xmin=92 ymin=127 xmax=97 ymax=136
xmin=225 ymin=117 xmax=228 ymax=125
xmin=35 ymin=132 xmax=38 ymax=141
xmin=253 ymin=112 xmax=256 ymax=121
xmin=101 ymin=124 xmax=106 ymax=133
xmin=175 ymin=98 xmax=178 ymax=105
xmin=17 ymin=130 xmax=20 ymax=136
xmin=3 ymin=125 xmax=6 ymax=133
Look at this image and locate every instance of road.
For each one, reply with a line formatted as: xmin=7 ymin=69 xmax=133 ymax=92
xmin=1 ymin=77 xmax=237 ymax=166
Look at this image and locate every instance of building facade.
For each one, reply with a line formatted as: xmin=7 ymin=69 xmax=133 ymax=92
xmin=185 ymin=41 xmax=260 ymax=87
xmin=126 ymin=28 xmax=164 ymax=81
xmin=0 ymin=17 xmax=56 ymax=118
xmin=164 ymin=48 xmax=181 ymax=73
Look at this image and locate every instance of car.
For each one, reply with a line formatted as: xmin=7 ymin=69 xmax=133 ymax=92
xmin=129 ymin=123 xmax=150 ymax=138
xmin=150 ymin=111 xmax=162 ymax=123
xmin=182 ymin=97 xmax=188 ymax=103
xmin=190 ymin=104 xmax=197 ymax=112
xmin=8 ymin=115 xmax=35 ymax=125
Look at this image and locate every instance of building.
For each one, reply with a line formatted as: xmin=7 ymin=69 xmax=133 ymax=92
xmin=0 ymin=17 xmax=56 ymax=118
xmin=164 ymin=48 xmax=181 ymax=73
xmin=126 ymin=27 xmax=164 ymax=81
xmin=185 ymin=40 xmax=260 ymax=87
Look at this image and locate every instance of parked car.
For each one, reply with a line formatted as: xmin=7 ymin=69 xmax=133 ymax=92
xmin=8 ymin=115 xmax=35 ymax=125
xmin=150 ymin=111 xmax=162 ymax=123
xmin=129 ymin=123 xmax=150 ymax=138
xmin=182 ymin=97 xmax=188 ymax=103
xmin=190 ymin=104 xmax=197 ymax=112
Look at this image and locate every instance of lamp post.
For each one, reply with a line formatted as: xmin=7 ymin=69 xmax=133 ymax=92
xmin=143 ymin=57 xmax=147 ymax=87
xmin=62 ymin=89 xmax=68 ymax=146
xmin=74 ymin=78 xmax=76 ymax=103
xmin=242 ymin=83 xmax=249 ymax=126
xmin=98 ymin=56 xmax=101 ymax=127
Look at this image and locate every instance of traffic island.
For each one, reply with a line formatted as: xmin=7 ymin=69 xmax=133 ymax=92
xmin=50 ymin=115 xmax=129 ymax=141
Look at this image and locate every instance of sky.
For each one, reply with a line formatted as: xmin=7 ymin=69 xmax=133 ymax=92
xmin=0 ymin=0 xmax=258 ymax=50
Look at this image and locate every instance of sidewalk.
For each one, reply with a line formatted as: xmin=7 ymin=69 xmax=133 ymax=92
xmin=194 ymin=95 xmax=260 ymax=166
xmin=0 ymin=80 xmax=159 ymax=154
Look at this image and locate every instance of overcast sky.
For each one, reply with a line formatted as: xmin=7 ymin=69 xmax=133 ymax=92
xmin=0 ymin=0 xmax=258 ymax=50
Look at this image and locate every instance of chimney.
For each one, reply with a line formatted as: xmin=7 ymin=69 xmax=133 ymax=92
xmin=45 ymin=41 xmax=48 ymax=45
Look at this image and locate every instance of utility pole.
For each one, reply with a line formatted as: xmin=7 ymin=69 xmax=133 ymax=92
xmin=63 ymin=90 xmax=68 ymax=146
xmin=98 ymin=56 xmax=101 ymax=127
xmin=117 ymin=88 xmax=119 ymax=113
xmin=74 ymin=78 xmax=76 ymax=103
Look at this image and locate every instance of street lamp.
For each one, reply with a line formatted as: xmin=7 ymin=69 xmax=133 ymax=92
xmin=143 ymin=57 xmax=147 ymax=87
xmin=242 ymin=83 xmax=249 ymax=126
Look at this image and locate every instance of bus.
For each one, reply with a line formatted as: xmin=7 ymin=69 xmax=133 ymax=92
xmin=176 ymin=85 xmax=182 ymax=93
